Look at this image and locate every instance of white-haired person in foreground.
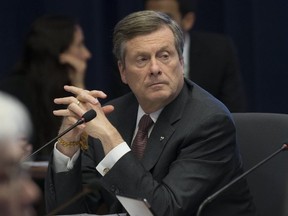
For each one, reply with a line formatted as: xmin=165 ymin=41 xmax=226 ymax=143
xmin=0 ymin=91 xmax=40 ymax=216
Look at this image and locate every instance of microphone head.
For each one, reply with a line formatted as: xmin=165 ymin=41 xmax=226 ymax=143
xmin=82 ymin=109 xmax=97 ymax=123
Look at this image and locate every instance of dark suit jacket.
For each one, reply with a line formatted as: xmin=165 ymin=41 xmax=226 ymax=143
xmin=189 ymin=31 xmax=247 ymax=112
xmin=45 ymin=79 xmax=256 ymax=216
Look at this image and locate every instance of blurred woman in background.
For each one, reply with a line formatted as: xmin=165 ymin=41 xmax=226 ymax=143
xmin=0 ymin=15 xmax=91 ymax=160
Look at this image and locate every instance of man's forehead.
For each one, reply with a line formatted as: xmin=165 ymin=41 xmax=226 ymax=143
xmin=124 ymin=30 xmax=176 ymax=57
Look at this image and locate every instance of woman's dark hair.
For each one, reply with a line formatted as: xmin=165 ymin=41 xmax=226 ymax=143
xmin=15 ymin=15 xmax=78 ymax=156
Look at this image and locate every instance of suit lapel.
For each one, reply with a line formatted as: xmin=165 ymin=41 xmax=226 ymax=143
xmin=141 ymin=81 xmax=193 ymax=170
xmin=109 ymin=93 xmax=138 ymax=147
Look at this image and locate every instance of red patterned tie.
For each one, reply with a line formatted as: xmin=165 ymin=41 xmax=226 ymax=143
xmin=131 ymin=114 xmax=154 ymax=159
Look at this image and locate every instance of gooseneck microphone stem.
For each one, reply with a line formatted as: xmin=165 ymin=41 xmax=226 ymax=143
xmin=23 ymin=119 xmax=84 ymax=161
xmin=23 ymin=109 xmax=97 ymax=162
xmin=196 ymin=144 xmax=288 ymax=216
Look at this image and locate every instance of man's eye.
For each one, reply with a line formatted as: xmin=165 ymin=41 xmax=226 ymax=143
xmin=161 ymin=54 xmax=169 ymax=59
xmin=135 ymin=57 xmax=148 ymax=67
xmin=137 ymin=57 xmax=147 ymax=62
xmin=159 ymin=53 xmax=170 ymax=61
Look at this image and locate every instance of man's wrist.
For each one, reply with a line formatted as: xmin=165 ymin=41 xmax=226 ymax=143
xmin=58 ymin=132 xmax=88 ymax=151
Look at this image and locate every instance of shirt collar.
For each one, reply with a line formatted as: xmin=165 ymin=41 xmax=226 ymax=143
xmin=136 ymin=106 xmax=163 ymax=126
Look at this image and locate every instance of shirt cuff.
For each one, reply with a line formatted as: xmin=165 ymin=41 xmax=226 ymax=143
xmin=96 ymin=142 xmax=130 ymax=176
xmin=53 ymin=142 xmax=81 ymax=173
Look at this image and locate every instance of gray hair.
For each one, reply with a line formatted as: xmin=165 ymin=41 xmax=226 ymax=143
xmin=113 ymin=10 xmax=184 ymax=65
xmin=0 ymin=91 xmax=32 ymax=145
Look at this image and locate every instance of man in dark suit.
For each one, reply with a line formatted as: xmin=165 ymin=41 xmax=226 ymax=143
xmin=45 ymin=10 xmax=256 ymax=216
xmin=145 ymin=0 xmax=247 ymax=112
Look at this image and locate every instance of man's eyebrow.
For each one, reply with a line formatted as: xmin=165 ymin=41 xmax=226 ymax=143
xmin=133 ymin=51 xmax=149 ymax=56
xmin=160 ymin=45 xmax=170 ymax=50
xmin=132 ymin=45 xmax=172 ymax=57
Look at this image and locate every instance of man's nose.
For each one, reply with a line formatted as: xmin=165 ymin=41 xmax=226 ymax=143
xmin=149 ymin=58 xmax=162 ymax=76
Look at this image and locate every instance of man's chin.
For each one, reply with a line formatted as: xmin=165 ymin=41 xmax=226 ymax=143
xmin=146 ymin=91 xmax=172 ymax=102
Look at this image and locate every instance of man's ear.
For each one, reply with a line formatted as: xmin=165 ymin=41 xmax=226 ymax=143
xmin=181 ymin=12 xmax=196 ymax=32
xmin=118 ymin=61 xmax=127 ymax=84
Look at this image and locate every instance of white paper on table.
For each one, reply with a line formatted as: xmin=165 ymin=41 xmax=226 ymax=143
xmin=116 ymin=194 xmax=154 ymax=216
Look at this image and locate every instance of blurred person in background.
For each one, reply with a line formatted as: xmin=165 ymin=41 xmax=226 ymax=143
xmin=144 ymin=0 xmax=247 ymax=112
xmin=0 ymin=91 xmax=40 ymax=216
xmin=0 ymin=15 xmax=91 ymax=161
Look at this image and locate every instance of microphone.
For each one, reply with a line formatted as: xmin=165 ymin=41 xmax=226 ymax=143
xmin=196 ymin=143 xmax=288 ymax=216
xmin=23 ymin=109 xmax=97 ymax=161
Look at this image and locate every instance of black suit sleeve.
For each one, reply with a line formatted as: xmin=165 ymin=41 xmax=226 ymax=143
xmin=45 ymin=154 xmax=87 ymax=214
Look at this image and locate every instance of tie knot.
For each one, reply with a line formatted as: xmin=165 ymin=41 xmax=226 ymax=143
xmin=138 ymin=114 xmax=154 ymax=132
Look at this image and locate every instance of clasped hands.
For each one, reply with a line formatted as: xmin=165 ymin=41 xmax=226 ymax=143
xmin=54 ymin=85 xmax=123 ymax=156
